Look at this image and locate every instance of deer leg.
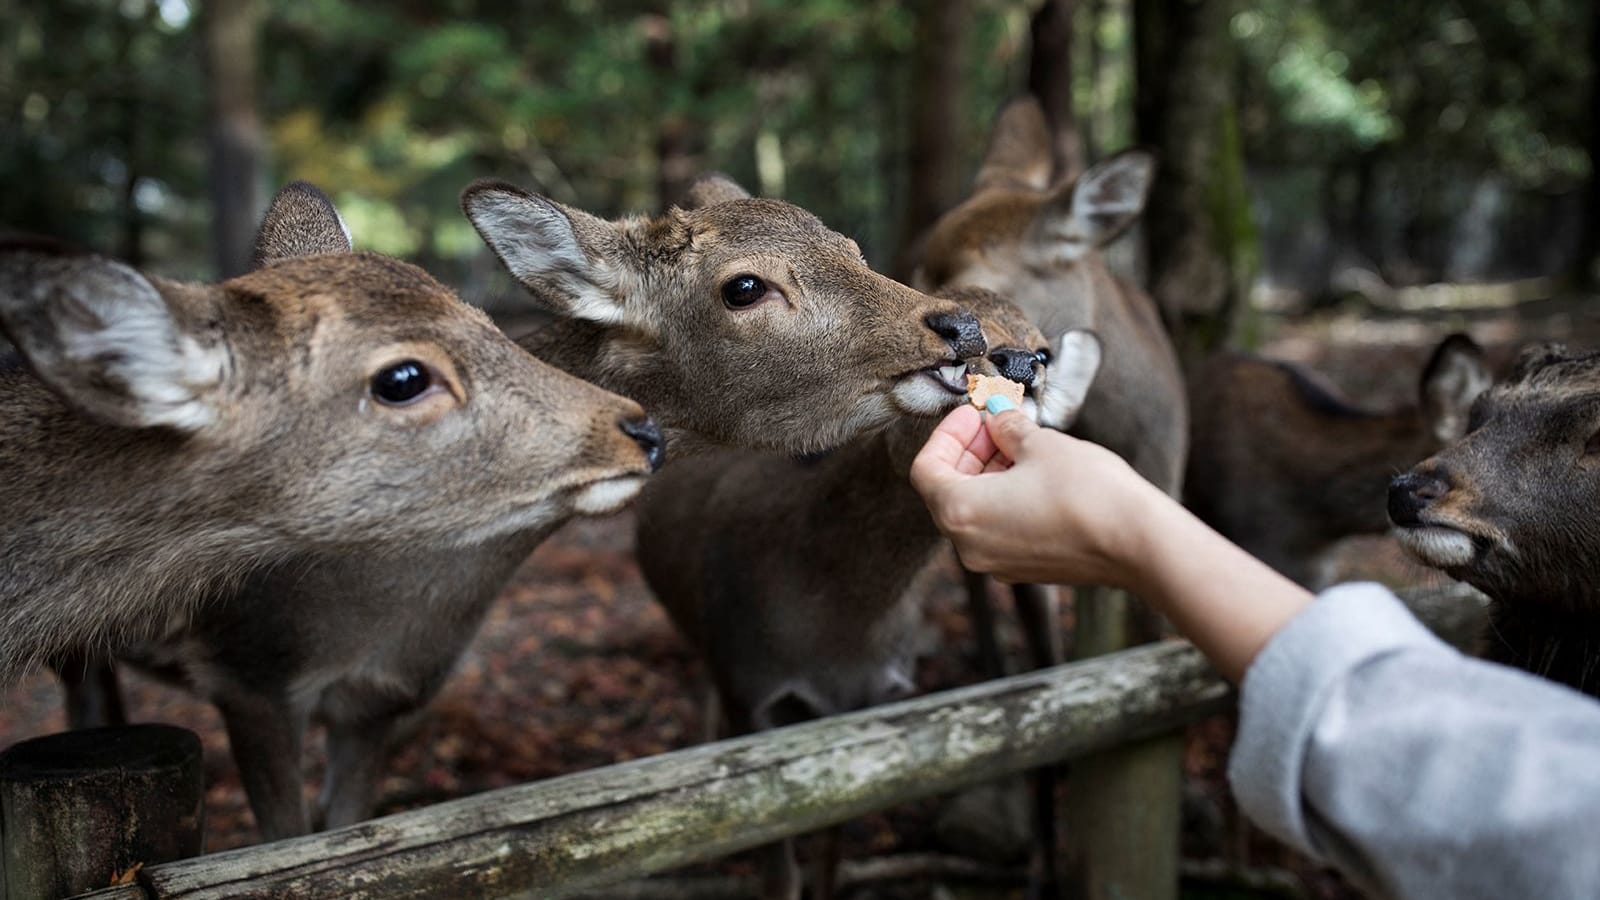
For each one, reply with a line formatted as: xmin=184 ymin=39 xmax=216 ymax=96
xmin=1014 ymin=583 xmax=1063 ymax=670
xmin=54 ymin=653 xmax=128 ymax=730
xmin=218 ymin=692 xmax=310 ymax=841
xmin=1014 ymin=582 xmax=1065 ymax=900
xmin=319 ymin=714 xmax=396 ymax=831
xmin=963 ymin=567 xmax=1009 ymax=679
xmin=809 ymin=825 xmax=842 ymax=900
xmin=758 ymin=838 xmax=803 ymax=900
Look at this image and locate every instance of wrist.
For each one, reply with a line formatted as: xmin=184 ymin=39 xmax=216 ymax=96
xmin=1092 ymin=476 xmax=1173 ymax=595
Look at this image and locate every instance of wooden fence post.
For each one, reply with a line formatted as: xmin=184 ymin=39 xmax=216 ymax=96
xmin=1065 ymin=586 xmax=1186 ymax=900
xmin=1 ymin=724 xmax=203 ymax=899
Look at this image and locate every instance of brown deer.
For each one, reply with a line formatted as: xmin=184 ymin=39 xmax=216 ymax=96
xmin=907 ymin=97 xmax=1188 ymax=665
xmin=635 ymin=286 xmax=1100 ymax=900
xmin=1 ymin=182 xmax=660 ymax=688
xmin=1187 ymin=334 xmax=1491 ymax=586
xmin=910 ymin=97 xmax=1186 ymax=495
xmin=70 ymin=175 xmax=988 ymax=841
xmin=907 ymin=96 xmax=1187 ymax=898
xmin=1388 ymin=342 xmax=1600 ymax=696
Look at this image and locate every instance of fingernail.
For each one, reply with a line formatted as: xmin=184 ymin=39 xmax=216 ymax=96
xmin=985 ymin=395 xmax=1016 ymax=414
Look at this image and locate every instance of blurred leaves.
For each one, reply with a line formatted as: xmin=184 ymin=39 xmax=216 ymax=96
xmin=0 ymin=0 xmax=1593 ymax=288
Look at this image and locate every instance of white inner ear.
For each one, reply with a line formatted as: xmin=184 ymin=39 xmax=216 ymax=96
xmin=53 ymin=260 xmax=224 ymax=431
xmin=1426 ymin=352 xmax=1494 ymax=443
xmin=335 ymin=207 xmax=354 ymax=249
xmin=1037 ymin=330 xmax=1102 ymax=431
xmin=466 ymin=191 xmax=626 ymax=326
xmin=1069 ymin=154 xmax=1154 ymax=247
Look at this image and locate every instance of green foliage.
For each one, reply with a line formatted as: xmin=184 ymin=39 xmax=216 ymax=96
xmin=0 ymin=0 xmax=1593 ymax=289
xmin=1233 ymin=0 xmax=1590 ymax=190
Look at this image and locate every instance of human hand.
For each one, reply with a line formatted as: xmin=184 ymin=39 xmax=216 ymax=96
xmin=909 ymin=404 xmax=1171 ymax=589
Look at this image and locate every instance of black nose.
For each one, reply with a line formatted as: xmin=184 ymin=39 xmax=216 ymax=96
xmin=989 ymin=349 xmax=1038 ymax=387
xmin=926 ymin=309 xmax=987 ymax=359
xmin=1387 ymin=470 xmax=1449 ymax=527
xmin=620 ymin=416 xmax=666 ymax=472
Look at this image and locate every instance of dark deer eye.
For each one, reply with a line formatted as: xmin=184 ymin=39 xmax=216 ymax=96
xmin=1585 ymin=428 xmax=1600 ymax=457
xmin=371 ymin=360 xmax=432 ymax=406
xmin=722 ymin=274 xmax=768 ymax=308
xmin=1035 ymin=349 xmax=1052 ymax=366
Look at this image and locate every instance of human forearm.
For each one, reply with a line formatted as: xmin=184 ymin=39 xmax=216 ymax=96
xmin=1117 ymin=487 xmax=1313 ymax=682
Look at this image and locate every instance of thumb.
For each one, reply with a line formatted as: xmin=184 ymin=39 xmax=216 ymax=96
xmin=985 ymin=409 xmax=1041 ymax=461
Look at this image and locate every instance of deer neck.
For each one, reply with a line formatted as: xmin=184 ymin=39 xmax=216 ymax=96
xmin=1 ymin=377 xmax=279 ymax=680
xmin=792 ymin=416 xmax=947 ymax=607
xmin=1482 ymin=600 xmax=1600 ymax=699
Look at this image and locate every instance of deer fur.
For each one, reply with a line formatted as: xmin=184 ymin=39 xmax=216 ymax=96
xmin=72 ymin=175 xmax=990 ymax=841
xmin=634 ymin=287 xmax=1100 ymax=900
xmin=1188 ymin=334 xmax=1490 ymax=586
xmin=910 ymin=97 xmax=1186 ymax=494
xmin=1389 ymin=342 xmax=1600 ymax=696
xmin=1 ymin=183 xmax=657 ymax=686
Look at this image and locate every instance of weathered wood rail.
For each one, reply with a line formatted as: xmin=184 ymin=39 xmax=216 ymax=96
xmin=69 ymin=585 xmax=1485 ymax=900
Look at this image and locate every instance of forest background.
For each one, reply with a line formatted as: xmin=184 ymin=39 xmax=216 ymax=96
xmin=4 ymin=0 xmax=1595 ymax=353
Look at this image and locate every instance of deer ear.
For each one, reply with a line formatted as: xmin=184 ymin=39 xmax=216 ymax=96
xmin=681 ymin=172 xmax=752 ymax=210
xmin=974 ymin=97 xmax=1054 ymax=193
xmin=460 ymin=180 xmax=628 ymax=325
xmin=251 ymin=181 xmax=353 ymax=269
xmin=1039 ymin=150 xmax=1155 ymax=255
xmin=1036 ymin=329 xmax=1101 ymax=431
xmin=1421 ymin=333 xmax=1492 ymax=443
xmin=0 ymin=245 xmax=225 ymax=431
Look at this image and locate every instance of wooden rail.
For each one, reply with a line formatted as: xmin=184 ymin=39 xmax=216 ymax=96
xmin=73 ymin=585 xmax=1485 ymax=900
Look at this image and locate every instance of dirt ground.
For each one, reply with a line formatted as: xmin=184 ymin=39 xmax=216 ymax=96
xmin=2 ymin=294 xmax=1593 ymax=898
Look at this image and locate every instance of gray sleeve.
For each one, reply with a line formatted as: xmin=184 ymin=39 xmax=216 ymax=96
xmin=1228 ymin=582 xmax=1600 ymax=900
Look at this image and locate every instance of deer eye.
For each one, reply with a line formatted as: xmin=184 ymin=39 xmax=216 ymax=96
xmin=1585 ymin=428 xmax=1600 ymax=457
xmin=722 ymin=274 xmax=769 ymax=309
xmin=371 ymin=360 xmax=432 ymax=406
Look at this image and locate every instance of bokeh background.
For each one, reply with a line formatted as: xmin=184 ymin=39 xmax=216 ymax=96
xmin=5 ymin=0 xmax=1595 ymax=331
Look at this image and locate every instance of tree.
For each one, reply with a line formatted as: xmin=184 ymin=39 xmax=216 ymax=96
xmin=898 ymin=0 xmax=972 ymax=254
xmin=1027 ymin=0 xmax=1085 ymax=179
xmin=203 ymin=0 xmax=265 ymax=278
xmin=1134 ymin=0 xmax=1255 ymax=362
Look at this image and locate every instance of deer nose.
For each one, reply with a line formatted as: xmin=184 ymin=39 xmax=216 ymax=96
xmin=925 ymin=310 xmax=986 ymax=359
xmin=1387 ymin=470 xmax=1449 ymax=527
xmin=620 ymin=415 xmax=666 ymax=472
xmin=989 ymin=349 xmax=1038 ymax=387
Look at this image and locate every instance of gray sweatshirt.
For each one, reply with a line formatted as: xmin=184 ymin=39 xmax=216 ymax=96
xmin=1228 ymin=582 xmax=1600 ymax=899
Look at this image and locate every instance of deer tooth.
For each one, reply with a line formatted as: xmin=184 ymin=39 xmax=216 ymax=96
xmin=939 ymin=363 xmax=967 ymax=389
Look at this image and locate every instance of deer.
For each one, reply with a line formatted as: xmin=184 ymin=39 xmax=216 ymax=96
xmin=1186 ymin=334 xmax=1491 ymax=586
xmin=904 ymin=96 xmax=1188 ymax=898
xmin=634 ymin=285 xmax=1101 ymax=900
xmin=1388 ymin=342 xmax=1600 ymax=697
xmin=907 ymin=97 xmax=1188 ymax=671
xmin=66 ymin=174 xmax=990 ymax=842
xmin=0 ymin=182 xmax=661 ymax=689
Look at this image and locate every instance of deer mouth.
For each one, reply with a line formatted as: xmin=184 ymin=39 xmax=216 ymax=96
xmin=921 ymin=360 xmax=969 ymax=395
xmin=1392 ymin=523 xmax=1479 ymax=569
xmin=572 ymin=474 xmax=649 ymax=515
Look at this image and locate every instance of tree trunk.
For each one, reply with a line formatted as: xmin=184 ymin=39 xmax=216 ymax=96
xmin=1027 ymin=0 xmax=1085 ymax=180
xmin=203 ymin=0 xmax=265 ymax=280
xmin=644 ymin=13 xmax=702 ymax=210
xmin=1578 ymin=3 xmax=1600 ymax=287
xmin=900 ymin=0 xmax=971 ymax=249
xmin=116 ymin=6 xmax=146 ymax=267
xmin=1134 ymin=0 xmax=1256 ymax=365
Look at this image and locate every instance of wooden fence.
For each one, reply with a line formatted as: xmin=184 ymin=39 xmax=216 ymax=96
xmin=58 ymin=585 xmax=1485 ymax=900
